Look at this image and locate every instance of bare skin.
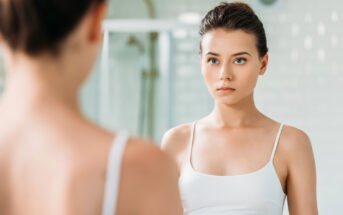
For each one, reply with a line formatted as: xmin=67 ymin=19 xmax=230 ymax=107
xmin=0 ymin=3 xmax=182 ymax=215
xmin=162 ymin=29 xmax=318 ymax=214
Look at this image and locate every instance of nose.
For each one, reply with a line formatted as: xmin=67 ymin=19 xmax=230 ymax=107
xmin=219 ymin=64 xmax=233 ymax=81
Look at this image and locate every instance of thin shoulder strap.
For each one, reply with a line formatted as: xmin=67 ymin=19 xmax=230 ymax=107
xmin=270 ymin=124 xmax=284 ymax=162
xmin=187 ymin=121 xmax=197 ymax=162
xmin=102 ymin=130 xmax=129 ymax=215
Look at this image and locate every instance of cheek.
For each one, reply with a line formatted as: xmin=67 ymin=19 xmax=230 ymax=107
xmin=239 ymin=67 xmax=259 ymax=89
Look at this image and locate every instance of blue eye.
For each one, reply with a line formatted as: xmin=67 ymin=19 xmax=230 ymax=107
xmin=208 ymin=58 xmax=219 ymax=64
xmin=234 ymin=58 xmax=246 ymax=64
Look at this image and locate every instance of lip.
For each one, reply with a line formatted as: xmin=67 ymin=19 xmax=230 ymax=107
xmin=217 ymin=87 xmax=236 ymax=93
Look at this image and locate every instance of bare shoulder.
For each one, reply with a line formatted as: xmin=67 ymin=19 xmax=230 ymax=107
xmin=117 ymin=137 xmax=182 ymax=215
xmin=161 ymin=123 xmax=193 ymax=158
xmin=123 ymin=137 xmax=177 ymax=175
xmin=279 ymin=125 xmax=312 ymax=153
xmin=278 ymin=125 xmax=315 ymax=166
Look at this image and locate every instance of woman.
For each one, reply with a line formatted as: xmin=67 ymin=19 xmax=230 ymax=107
xmin=0 ymin=0 xmax=182 ymax=214
xmin=162 ymin=2 xmax=318 ymax=215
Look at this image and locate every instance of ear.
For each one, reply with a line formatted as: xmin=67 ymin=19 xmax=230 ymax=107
xmin=89 ymin=3 xmax=108 ymax=43
xmin=259 ymin=53 xmax=268 ymax=75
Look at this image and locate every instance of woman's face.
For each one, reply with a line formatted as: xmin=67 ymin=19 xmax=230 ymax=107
xmin=200 ymin=29 xmax=268 ymax=105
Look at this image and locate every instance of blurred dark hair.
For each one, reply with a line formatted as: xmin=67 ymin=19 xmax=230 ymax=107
xmin=200 ymin=2 xmax=268 ymax=57
xmin=0 ymin=0 xmax=105 ymax=55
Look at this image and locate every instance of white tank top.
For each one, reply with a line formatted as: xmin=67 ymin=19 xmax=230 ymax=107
xmin=102 ymin=130 xmax=129 ymax=215
xmin=179 ymin=122 xmax=286 ymax=215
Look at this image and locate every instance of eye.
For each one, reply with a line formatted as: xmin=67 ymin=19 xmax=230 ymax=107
xmin=234 ymin=58 xmax=246 ymax=65
xmin=208 ymin=58 xmax=219 ymax=65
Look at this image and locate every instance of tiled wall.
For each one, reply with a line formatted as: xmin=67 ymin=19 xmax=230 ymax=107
xmin=254 ymin=1 xmax=343 ymax=213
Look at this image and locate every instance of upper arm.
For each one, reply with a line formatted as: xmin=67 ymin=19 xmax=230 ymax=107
xmin=117 ymin=139 xmax=183 ymax=215
xmin=285 ymin=128 xmax=318 ymax=215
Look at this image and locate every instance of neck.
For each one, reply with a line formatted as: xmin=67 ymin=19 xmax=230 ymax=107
xmin=209 ymin=93 xmax=263 ymax=128
xmin=1 ymin=51 xmax=81 ymax=114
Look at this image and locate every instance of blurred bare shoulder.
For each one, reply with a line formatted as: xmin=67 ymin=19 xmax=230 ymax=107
xmin=124 ymin=137 xmax=175 ymax=174
xmin=117 ymin=137 xmax=183 ymax=215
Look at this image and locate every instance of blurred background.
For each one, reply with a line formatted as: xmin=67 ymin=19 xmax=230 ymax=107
xmin=0 ymin=0 xmax=342 ymax=213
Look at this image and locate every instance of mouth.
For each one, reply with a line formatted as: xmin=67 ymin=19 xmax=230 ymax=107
xmin=217 ymin=86 xmax=236 ymax=93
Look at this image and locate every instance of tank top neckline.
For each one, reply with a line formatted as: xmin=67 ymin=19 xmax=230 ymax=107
xmin=185 ymin=122 xmax=285 ymax=179
xmin=178 ymin=122 xmax=287 ymax=214
xmin=186 ymin=157 xmax=275 ymax=178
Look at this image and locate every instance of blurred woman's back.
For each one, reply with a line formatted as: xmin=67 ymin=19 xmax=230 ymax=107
xmin=0 ymin=0 xmax=182 ymax=214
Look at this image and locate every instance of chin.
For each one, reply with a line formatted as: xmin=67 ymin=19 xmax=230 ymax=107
xmin=214 ymin=96 xmax=241 ymax=106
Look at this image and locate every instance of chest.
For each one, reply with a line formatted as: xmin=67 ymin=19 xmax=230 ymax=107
xmin=189 ymin=129 xmax=277 ymax=176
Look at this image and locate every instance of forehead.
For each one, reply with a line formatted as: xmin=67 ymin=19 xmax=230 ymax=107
xmin=201 ymin=29 xmax=258 ymax=56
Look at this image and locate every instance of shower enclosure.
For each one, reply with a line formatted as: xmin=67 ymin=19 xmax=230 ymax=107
xmin=80 ymin=19 xmax=204 ymax=141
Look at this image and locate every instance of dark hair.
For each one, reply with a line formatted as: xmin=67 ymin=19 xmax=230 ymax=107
xmin=0 ymin=0 xmax=104 ymax=55
xmin=199 ymin=2 xmax=268 ymax=57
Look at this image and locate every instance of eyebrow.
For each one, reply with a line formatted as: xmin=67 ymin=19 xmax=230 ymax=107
xmin=232 ymin=51 xmax=251 ymax=57
xmin=205 ymin=51 xmax=251 ymax=57
xmin=205 ymin=52 xmax=220 ymax=56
